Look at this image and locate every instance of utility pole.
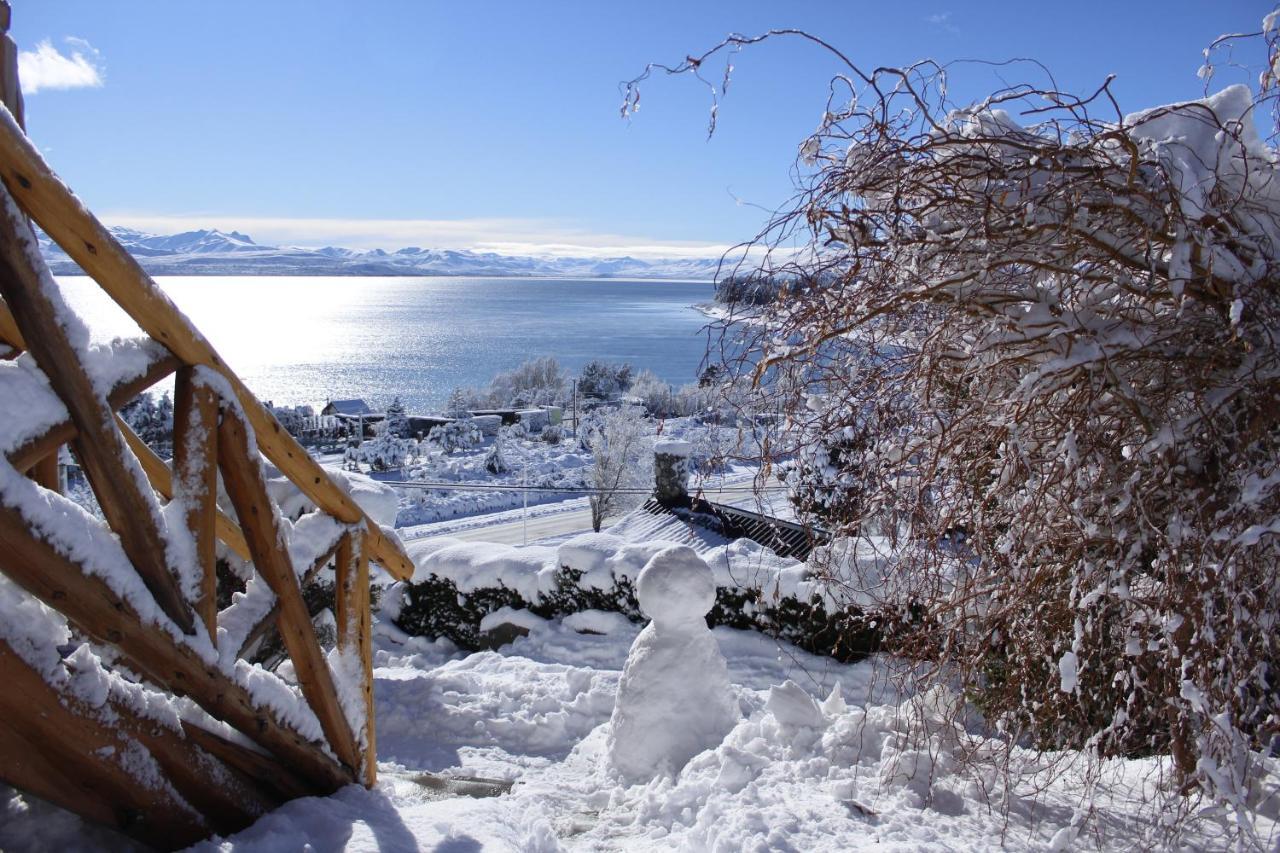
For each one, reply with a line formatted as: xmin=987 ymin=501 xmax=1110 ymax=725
xmin=571 ymin=379 xmax=578 ymax=439
xmin=522 ymin=456 xmax=528 ymax=545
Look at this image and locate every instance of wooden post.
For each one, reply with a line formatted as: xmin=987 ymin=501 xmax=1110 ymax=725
xmin=174 ymin=366 xmax=220 ymax=637
xmin=0 ymin=182 xmax=195 ymax=635
xmin=0 ymin=1 xmax=25 ymax=132
xmin=336 ymin=531 xmax=376 ymax=785
xmin=216 ymin=407 xmax=361 ymax=775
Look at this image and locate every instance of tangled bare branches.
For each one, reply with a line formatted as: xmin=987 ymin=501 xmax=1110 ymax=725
xmin=628 ymin=16 xmax=1280 ymax=844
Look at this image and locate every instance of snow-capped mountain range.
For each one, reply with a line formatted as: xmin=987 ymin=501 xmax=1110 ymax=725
xmin=37 ymin=227 xmax=722 ymax=280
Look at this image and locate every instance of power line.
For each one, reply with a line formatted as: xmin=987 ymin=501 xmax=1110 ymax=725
xmin=378 ymin=480 xmax=790 ymax=495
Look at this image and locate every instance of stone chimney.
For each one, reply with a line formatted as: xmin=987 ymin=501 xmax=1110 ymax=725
xmin=653 ymin=439 xmax=693 ymax=508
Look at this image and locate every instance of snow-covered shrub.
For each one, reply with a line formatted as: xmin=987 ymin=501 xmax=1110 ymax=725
xmin=578 ymin=359 xmax=633 ymax=400
xmin=120 ymin=389 xmax=174 ymax=454
xmin=626 ymin=16 xmax=1280 ymax=826
xmin=483 ymin=435 xmax=509 ymax=475
xmin=354 ymin=431 xmax=411 ymax=472
xmin=446 ymin=356 xmax=567 ymax=410
xmin=539 ymin=424 xmax=563 ymax=444
xmin=428 ymin=418 xmax=482 ymax=454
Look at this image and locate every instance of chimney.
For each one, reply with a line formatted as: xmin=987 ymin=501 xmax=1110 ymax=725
xmin=653 ymin=440 xmax=693 ymax=508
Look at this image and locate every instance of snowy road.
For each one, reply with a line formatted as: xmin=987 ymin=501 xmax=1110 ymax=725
xmin=395 ymin=476 xmax=776 ymax=546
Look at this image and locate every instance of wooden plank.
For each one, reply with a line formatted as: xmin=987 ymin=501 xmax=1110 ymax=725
xmin=8 ymin=352 xmax=181 ymax=473
xmin=174 ymin=367 xmax=220 ymax=637
xmin=236 ymin=536 xmax=343 ymax=659
xmin=0 ymin=638 xmax=274 ymax=842
xmin=0 ymin=184 xmax=195 ymax=635
xmin=0 ymin=117 xmax=413 ymax=579
xmin=335 ymin=532 xmax=377 ymax=785
xmin=217 ymin=408 xmax=361 ymax=774
xmin=0 ymin=500 xmax=354 ymax=793
xmin=117 ymin=417 xmax=251 ymax=561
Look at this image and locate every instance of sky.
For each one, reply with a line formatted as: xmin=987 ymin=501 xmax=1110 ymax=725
xmin=9 ymin=1 xmax=1274 ymax=258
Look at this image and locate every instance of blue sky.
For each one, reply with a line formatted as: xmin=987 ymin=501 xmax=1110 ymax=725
xmin=11 ymin=1 xmax=1272 ymax=257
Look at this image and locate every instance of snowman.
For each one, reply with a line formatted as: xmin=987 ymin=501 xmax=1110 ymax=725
xmin=606 ymin=544 xmax=739 ymax=782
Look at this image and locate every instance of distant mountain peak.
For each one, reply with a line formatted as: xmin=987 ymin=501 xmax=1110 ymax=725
xmin=39 ymin=225 xmax=721 ymax=280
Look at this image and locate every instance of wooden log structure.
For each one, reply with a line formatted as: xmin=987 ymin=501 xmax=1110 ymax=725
xmin=0 ymin=5 xmax=396 ymax=842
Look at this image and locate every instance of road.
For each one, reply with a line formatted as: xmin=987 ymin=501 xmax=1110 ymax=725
xmin=399 ymin=476 xmax=785 ymax=546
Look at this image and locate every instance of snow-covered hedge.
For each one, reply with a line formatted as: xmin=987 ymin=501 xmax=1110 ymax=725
xmin=387 ymin=532 xmax=880 ymax=660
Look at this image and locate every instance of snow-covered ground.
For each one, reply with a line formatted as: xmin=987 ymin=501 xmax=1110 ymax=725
xmin=189 ymin=606 xmax=1270 ymax=851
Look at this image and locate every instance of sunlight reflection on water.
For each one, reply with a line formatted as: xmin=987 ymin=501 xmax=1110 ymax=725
xmin=57 ymin=275 xmax=716 ymax=411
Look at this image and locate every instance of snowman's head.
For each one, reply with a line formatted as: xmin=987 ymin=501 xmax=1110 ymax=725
xmin=636 ymin=544 xmax=716 ymax=632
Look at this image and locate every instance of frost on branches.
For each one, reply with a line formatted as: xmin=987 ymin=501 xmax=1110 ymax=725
xmin=655 ymin=21 xmax=1280 ymax=831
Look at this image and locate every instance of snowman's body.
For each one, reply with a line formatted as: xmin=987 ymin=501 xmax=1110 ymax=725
xmin=606 ymin=545 xmax=739 ymax=782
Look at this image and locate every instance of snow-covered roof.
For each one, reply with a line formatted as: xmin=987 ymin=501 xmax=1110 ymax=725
xmin=322 ymin=398 xmax=373 ymax=415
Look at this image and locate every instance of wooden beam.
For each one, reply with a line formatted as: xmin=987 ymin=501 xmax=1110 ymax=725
xmin=217 ymin=408 xmax=361 ymax=775
xmin=0 ymin=500 xmax=354 ymax=793
xmin=180 ymin=721 xmax=316 ymax=804
xmin=0 ymin=642 xmax=209 ymax=849
xmin=0 ymin=184 xmax=195 ymax=635
xmin=0 ymin=294 xmax=24 ymax=349
xmin=235 ymin=536 xmax=343 ymax=660
xmin=117 ymin=417 xmax=251 ymax=561
xmin=0 ymin=638 xmax=276 ymax=843
xmin=8 ymin=352 xmax=181 ymax=473
xmin=27 ymin=448 xmax=58 ymax=491
xmin=335 ymin=532 xmax=377 ymax=785
xmin=174 ymin=367 xmax=220 ymax=637
xmin=0 ymin=118 xmax=412 ymax=579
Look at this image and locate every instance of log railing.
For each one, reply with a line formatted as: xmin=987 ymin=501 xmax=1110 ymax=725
xmin=0 ymin=4 xmax=406 ymax=844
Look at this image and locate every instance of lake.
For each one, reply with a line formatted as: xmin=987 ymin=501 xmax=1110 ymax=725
xmin=56 ymin=276 xmax=718 ymax=412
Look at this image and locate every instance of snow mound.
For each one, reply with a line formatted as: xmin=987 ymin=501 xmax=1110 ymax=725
xmin=653 ymin=438 xmax=693 ymax=457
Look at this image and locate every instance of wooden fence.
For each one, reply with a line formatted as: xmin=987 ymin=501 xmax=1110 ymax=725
xmin=0 ymin=4 xmax=414 ymax=846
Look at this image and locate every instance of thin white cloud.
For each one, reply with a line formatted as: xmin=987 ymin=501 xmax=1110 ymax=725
xmin=19 ymin=38 xmax=104 ymax=94
xmin=926 ymin=12 xmax=959 ymax=33
xmin=100 ymin=213 xmax=735 ymax=260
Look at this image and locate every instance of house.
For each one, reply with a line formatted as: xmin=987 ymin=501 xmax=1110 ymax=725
xmin=321 ymin=398 xmax=374 ymax=417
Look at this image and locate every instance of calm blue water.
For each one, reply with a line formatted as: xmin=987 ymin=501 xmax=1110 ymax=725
xmin=57 ymin=276 xmax=717 ymax=411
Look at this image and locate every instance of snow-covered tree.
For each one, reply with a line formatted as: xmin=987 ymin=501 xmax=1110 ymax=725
xmin=484 ymin=432 xmax=509 ymax=474
xmin=586 ymin=405 xmax=653 ymax=531
xmin=429 ymin=418 xmax=482 ymax=454
xmin=627 ymin=16 xmax=1280 ymax=824
xmin=385 ymin=396 xmax=408 ymax=438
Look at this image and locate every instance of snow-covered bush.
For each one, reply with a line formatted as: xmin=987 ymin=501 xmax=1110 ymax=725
xmin=120 ymin=389 xmax=174 ymax=454
xmin=428 ymin=418 xmax=482 ymax=454
xmin=484 ymin=434 xmax=509 ymax=474
xmin=578 ymin=359 xmax=633 ymax=400
xmin=626 ymin=16 xmax=1280 ymax=829
xmin=446 ymin=356 xmax=567 ymax=410
xmin=353 ymin=430 xmax=412 ymax=472
xmin=539 ymin=424 xmax=563 ymax=444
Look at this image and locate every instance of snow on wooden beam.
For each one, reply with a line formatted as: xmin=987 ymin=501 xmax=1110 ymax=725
xmin=0 ymin=641 xmax=212 ymax=849
xmin=0 ymin=500 xmax=355 ymax=793
xmin=217 ymin=407 xmax=362 ymax=776
xmin=0 ymin=184 xmax=196 ymax=635
xmin=174 ymin=367 xmax=220 ymax=637
xmin=117 ymin=416 xmax=252 ymax=561
xmin=8 ymin=351 xmax=181 ymax=473
xmin=0 ymin=115 xmax=413 ymax=580
xmin=0 ymin=638 xmax=281 ymax=844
